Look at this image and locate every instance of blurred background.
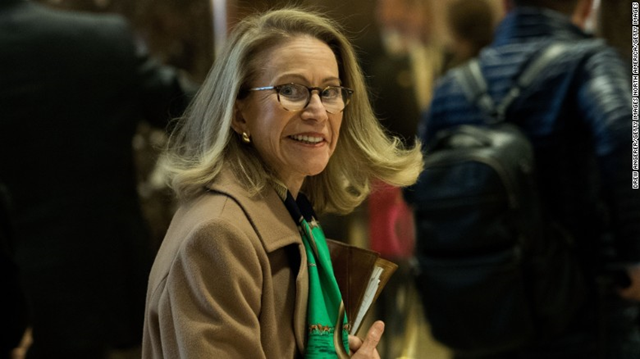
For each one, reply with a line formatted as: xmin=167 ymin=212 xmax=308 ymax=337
xmin=24 ymin=0 xmax=632 ymax=358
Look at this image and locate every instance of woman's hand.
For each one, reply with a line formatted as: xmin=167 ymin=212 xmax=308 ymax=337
xmin=348 ymin=320 xmax=384 ymax=358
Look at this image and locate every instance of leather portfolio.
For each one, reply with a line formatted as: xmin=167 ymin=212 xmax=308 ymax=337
xmin=326 ymin=239 xmax=398 ymax=334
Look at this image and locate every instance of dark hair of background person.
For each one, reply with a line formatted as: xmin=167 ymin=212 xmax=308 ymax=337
xmin=446 ymin=0 xmax=495 ymax=67
xmin=448 ymin=0 xmax=494 ymax=49
xmin=513 ymin=0 xmax=579 ymax=14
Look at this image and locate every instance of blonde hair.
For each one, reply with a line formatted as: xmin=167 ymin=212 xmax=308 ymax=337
xmin=162 ymin=7 xmax=423 ymax=214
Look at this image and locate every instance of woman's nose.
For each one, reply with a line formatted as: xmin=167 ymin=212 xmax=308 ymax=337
xmin=302 ymin=93 xmax=329 ymax=121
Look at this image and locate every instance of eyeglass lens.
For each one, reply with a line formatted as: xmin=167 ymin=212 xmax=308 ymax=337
xmin=277 ymin=84 xmax=350 ymax=113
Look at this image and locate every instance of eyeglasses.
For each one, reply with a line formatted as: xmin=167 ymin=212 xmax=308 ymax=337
xmin=248 ymin=83 xmax=354 ymax=114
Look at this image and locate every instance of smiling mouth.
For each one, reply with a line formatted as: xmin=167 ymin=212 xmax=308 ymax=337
xmin=289 ymin=135 xmax=324 ymax=144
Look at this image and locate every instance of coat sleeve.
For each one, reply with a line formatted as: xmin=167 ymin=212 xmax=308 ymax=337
xmin=131 ymin=47 xmax=199 ymax=126
xmin=577 ymin=47 xmax=640 ymax=263
xmin=144 ymin=219 xmax=268 ymax=359
xmin=109 ymin=16 xmax=198 ymax=128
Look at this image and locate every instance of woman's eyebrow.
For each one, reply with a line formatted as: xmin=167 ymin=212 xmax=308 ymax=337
xmin=274 ymin=73 xmax=341 ymax=85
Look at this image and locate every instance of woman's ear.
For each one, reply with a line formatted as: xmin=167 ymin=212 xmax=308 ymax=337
xmin=231 ymin=100 xmax=247 ymax=135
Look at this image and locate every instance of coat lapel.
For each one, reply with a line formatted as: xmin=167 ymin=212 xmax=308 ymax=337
xmin=207 ymin=169 xmax=308 ymax=354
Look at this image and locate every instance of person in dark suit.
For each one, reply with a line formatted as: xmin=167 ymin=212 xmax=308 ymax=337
xmin=0 ymin=0 xmax=195 ymax=358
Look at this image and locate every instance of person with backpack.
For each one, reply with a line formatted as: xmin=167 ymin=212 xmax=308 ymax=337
xmin=406 ymin=0 xmax=640 ymax=358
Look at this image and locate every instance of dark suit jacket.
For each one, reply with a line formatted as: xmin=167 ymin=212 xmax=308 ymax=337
xmin=0 ymin=183 xmax=28 ymax=356
xmin=0 ymin=0 xmax=193 ymax=355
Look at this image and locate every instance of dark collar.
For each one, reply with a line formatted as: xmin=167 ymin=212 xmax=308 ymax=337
xmin=493 ymin=7 xmax=590 ymax=47
xmin=282 ymin=190 xmax=317 ymax=227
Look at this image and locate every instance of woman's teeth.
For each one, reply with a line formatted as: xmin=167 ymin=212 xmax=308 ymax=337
xmin=290 ymin=135 xmax=323 ymax=144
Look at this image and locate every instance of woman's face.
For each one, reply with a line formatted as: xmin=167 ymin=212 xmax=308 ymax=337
xmin=234 ymin=36 xmax=344 ymax=195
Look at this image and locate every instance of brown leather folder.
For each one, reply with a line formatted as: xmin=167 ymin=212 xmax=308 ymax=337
xmin=326 ymin=239 xmax=398 ymax=334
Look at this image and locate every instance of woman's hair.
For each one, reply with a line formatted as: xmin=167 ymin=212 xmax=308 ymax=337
xmin=162 ymin=7 xmax=423 ymax=214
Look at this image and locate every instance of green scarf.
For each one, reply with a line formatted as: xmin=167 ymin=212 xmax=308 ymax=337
xmin=282 ymin=191 xmax=349 ymax=358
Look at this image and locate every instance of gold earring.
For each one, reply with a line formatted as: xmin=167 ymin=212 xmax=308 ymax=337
xmin=242 ymin=132 xmax=251 ymax=143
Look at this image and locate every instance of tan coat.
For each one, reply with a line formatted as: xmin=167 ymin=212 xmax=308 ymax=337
xmin=142 ymin=169 xmax=308 ymax=358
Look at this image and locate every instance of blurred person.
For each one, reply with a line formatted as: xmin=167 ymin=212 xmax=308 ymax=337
xmin=383 ymin=0 xmax=450 ymax=112
xmin=142 ymin=8 xmax=423 ymax=358
xmin=0 ymin=0 xmax=195 ymax=357
xmin=446 ymin=0 xmax=496 ymax=68
xmin=412 ymin=0 xmax=640 ymax=357
xmin=367 ymin=0 xmax=423 ymax=145
xmin=364 ymin=2 xmax=451 ymax=357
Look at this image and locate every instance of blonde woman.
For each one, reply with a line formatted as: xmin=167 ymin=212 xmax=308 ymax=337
xmin=142 ymin=8 xmax=423 ymax=358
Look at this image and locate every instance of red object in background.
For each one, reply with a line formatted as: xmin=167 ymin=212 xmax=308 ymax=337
xmin=368 ymin=180 xmax=415 ymax=259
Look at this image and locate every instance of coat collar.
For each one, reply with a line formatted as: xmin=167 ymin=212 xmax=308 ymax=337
xmin=206 ymin=168 xmax=308 ymax=353
xmin=206 ymin=168 xmax=301 ymax=253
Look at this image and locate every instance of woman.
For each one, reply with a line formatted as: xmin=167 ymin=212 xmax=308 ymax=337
xmin=142 ymin=8 xmax=423 ymax=358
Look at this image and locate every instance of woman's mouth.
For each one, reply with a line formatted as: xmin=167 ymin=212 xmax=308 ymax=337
xmin=289 ymin=135 xmax=323 ymax=144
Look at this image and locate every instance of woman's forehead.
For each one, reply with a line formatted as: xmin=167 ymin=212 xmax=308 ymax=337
xmin=252 ymin=36 xmax=340 ymax=84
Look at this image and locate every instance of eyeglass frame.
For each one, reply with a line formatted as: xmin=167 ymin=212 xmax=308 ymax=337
xmin=247 ymin=83 xmax=354 ymax=114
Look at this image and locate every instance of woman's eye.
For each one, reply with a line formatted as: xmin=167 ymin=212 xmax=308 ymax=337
xmin=322 ymin=87 xmax=340 ymax=99
xmin=279 ymin=84 xmax=305 ymax=99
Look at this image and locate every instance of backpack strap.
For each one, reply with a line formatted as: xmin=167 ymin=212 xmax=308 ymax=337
xmin=455 ymin=42 xmax=568 ymax=124
xmin=456 ymin=60 xmax=496 ymax=119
